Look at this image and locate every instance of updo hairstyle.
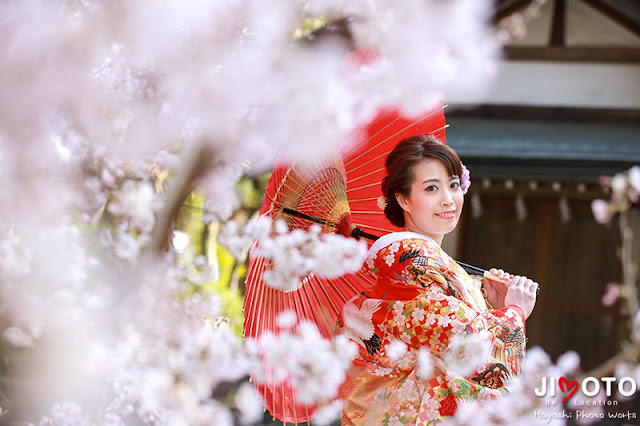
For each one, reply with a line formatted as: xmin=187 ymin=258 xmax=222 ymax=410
xmin=383 ymin=134 xmax=462 ymax=227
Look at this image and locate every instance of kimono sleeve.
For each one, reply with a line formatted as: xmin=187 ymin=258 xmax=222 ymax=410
xmin=381 ymin=259 xmax=526 ymax=378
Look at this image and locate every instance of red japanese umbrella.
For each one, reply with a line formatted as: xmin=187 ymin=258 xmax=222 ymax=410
xmin=243 ymin=73 xmax=448 ymax=422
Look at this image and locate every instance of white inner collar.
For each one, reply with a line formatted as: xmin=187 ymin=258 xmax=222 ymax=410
xmin=367 ymin=231 xmax=439 ymax=260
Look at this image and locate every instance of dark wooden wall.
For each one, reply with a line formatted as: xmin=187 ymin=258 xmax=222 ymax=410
xmin=458 ymin=194 xmax=623 ymax=370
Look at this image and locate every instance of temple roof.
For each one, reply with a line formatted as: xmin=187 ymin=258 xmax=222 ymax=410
xmin=447 ymin=117 xmax=640 ymax=181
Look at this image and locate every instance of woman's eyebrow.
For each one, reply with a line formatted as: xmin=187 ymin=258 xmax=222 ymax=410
xmin=421 ymin=176 xmax=460 ymax=184
xmin=421 ymin=178 xmax=440 ymax=184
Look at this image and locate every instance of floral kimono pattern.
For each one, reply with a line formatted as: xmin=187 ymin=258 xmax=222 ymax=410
xmin=339 ymin=232 xmax=526 ymax=425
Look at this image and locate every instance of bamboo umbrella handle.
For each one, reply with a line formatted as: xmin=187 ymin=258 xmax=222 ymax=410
xmin=279 ymin=216 xmax=540 ymax=294
xmin=483 ymin=270 xmax=509 ymax=284
xmin=457 ymin=261 xmax=539 ymax=294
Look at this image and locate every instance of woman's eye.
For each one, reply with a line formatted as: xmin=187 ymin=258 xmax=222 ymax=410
xmin=426 ymin=185 xmax=438 ymax=192
xmin=451 ymin=182 xmax=460 ymax=189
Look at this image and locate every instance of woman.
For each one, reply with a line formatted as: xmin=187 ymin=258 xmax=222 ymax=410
xmin=339 ymin=134 xmax=538 ymax=425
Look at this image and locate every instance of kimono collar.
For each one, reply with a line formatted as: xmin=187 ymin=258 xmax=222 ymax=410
xmin=367 ymin=231 xmax=439 ymax=260
xmin=365 ymin=231 xmax=488 ymax=313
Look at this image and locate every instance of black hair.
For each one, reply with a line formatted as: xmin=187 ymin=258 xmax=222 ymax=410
xmin=383 ymin=134 xmax=462 ymax=227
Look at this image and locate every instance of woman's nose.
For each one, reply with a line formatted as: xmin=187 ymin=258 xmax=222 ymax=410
xmin=441 ymin=189 xmax=454 ymax=205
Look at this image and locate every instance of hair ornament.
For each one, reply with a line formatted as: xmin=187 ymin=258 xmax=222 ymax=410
xmin=380 ymin=176 xmax=389 ymax=194
xmin=461 ymin=162 xmax=471 ymax=194
xmin=377 ymin=176 xmax=389 ymax=211
xmin=377 ymin=195 xmax=388 ymax=211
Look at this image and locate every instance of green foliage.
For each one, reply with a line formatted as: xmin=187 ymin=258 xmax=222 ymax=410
xmin=237 ymin=176 xmax=264 ymax=210
xmin=174 ymin=174 xmax=269 ymax=337
xmin=177 ymin=191 xmax=206 ymax=257
xmin=201 ymin=244 xmax=245 ymax=336
xmin=174 ymin=192 xmax=241 ymax=336
xmin=0 ymin=329 xmax=13 ymax=391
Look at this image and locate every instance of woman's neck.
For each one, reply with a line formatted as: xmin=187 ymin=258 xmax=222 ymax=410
xmin=403 ymin=223 xmax=443 ymax=246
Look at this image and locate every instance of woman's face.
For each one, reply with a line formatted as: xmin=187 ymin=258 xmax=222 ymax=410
xmin=396 ymin=159 xmax=463 ymax=245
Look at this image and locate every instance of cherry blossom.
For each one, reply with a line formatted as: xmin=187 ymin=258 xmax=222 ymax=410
xmin=386 ymin=340 xmax=409 ymax=361
xmin=591 ymin=199 xmax=612 ymax=224
xmin=221 ymin=218 xmax=367 ymax=292
xmin=443 ymin=334 xmax=491 ymax=377
xmin=601 ymin=282 xmax=622 ymax=307
xmin=417 ymin=347 xmax=434 ymax=379
xmin=0 ymin=0 xmax=598 ymax=424
xmin=248 ymin=319 xmax=357 ymax=405
xmin=629 ymin=166 xmax=640 ymax=193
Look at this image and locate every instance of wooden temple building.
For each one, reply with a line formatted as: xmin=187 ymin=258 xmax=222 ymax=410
xmin=444 ymin=0 xmax=640 ymax=373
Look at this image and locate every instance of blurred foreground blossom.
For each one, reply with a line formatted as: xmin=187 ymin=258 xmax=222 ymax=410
xmin=0 ymin=232 xmax=32 ymax=281
xmin=556 ymin=350 xmax=580 ymax=375
xmin=34 ymin=401 xmax=92 ymax=426
xmin=567 ymin=389 xmax=607 ymax=426
xmin=220 ymin=218 xmax=368 ymax=291
xmin=108 ymin=258 xmax=247 ymax=425
xmin=444 ymin=346 xmax=587 ymax=424
xmin=234 ymin=382 xmax=263 ymax=425
xmin=107 ymin=179 xmax=161 ymax=233
xmin=0 ymin=0 xmax=555 ymax=423
xmin=312 ymin=400 xmax=343 ymax=426
xmin=2 ymin=326 xmax=34 ymax=349
xmin=443 ymin=333 xmax=492 ymax=377
xmin=386 ymin=339 xmax=409 ymax=361
xmin=417 ymin=347 xmax=434 ymax=379
xmin=248 ymin=317 xmax=357 ymax=406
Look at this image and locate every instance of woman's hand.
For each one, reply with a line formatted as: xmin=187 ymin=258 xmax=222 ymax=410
xmin=483 ymin=268 xmax=511 ymax=309
xmin=503 ymin=275 xmax=538 ymax=319
xmin=484 ymin=269 xmax=538 ymax=319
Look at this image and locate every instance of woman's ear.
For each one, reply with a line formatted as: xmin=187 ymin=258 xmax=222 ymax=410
xmin=396 ymin=193 xmax=409 ymax=212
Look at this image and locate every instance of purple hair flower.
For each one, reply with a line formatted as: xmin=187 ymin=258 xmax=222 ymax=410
xmin=381 ymin=176 xmax=389 ymax=194
xmin=460 ymin=162 xmax=471 ymax=195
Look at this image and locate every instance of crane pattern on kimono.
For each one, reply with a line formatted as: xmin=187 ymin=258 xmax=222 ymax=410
xmin=342 ymin=296 xmax=384 ymax=355
xmin=407 ymin=254 xmax=461 ymax=299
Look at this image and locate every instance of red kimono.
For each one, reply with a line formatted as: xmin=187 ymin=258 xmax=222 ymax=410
xmin=339 ymin=232 xmax=526 ymax=425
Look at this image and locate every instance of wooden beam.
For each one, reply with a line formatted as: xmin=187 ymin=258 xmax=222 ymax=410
xmin=467 ymin=182 xmax=612 ymax=202
xmin=447 ymin=104 xmax=640 ymax=124
xmin=504 ymin=45 xmax=640 ymax=63
xmin=579 ymin=0 xmax=640 ymax=38
xmin=493 ymin=0 xmax=534 ymax=23
xmin=550 ymin=0 xmax=567 ymax=46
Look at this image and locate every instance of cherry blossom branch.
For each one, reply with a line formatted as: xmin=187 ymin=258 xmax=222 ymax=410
xmin=584 ymin=167 xmax=640 ymax=382
xmin=620 ymin=207 xmax=639 ymax=325
xmin=148 ymin=141 xmax=215 ymax=253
